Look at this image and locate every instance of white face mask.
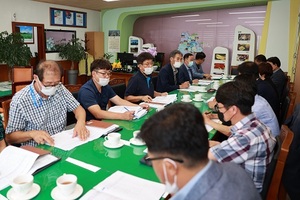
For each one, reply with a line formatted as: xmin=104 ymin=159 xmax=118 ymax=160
xmin=98 ymin=78 xmax=110 ymax=86
xmin=162 ymin=158 xmax=179 ymax=195
xmin=188 ymin=61 xmax=193 ymax=67
xmin=173 ymin=61 xmax=182 ymax=68
xmin=144 ymin=67 xmax=153 ymax=75
xmin=38 ymin=78 xmax=58 ymax=96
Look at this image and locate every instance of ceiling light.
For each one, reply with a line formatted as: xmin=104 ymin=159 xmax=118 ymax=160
xmin=238 ymin=17 xmax=265 ymax=19
xmin=103 ymin=0 xmax=120 ymax=2
xmin=244 ymin=21 xmax=264 ymax=23
xmin=185 ymin=19 xmax=211 ymax=22
xmin=171 ymin=14 xmax=200 ymax=18
xmin=206 ymin=25 xmax=230 ymax=28
xmin=229 ymin=11 xmax=266 ymax=14
xmin=249 ymin=24 xmax=264 ymax=26
xmin=198 ymin=22 xmax=223 ymax=25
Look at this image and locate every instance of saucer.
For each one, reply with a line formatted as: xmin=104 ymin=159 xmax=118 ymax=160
xmin=129 ymin=138 xmax=146 ymax=146
xmin=181 ymin=99 xmax=192 ymax=103
xmin=7 ymin=183 xmax=40 ymax=200
xmin=51 ymin=184 xmax=83 ymax=200
xmin=193 ymin=98 xmax=203 ymax=102
xmin=103 ymin=140 xmax=124 ymax=149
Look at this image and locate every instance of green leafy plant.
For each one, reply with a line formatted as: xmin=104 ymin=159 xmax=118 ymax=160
xmin=55 ymin=38 xmax=86 ymax=70
xmin=0 ymin=31 xmax=32 ymax=67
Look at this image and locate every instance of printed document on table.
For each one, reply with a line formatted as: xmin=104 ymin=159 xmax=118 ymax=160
xmin=198 ymin=80 xmax=214 ymax=85
xmin=179 ymin=86 xmax=207 ymax=93
xmin=108 ymin=106 xmax=147 ymax=119
xmin=151 ymin=94 xmax=177 ymax=105
xmin=80 ymin=171 xmax=165 ymax=200
xmin=51 ymin=125 xmax=119 ymax=151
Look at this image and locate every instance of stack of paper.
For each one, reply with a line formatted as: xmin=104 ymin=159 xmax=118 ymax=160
xmin=151 ymin=94 xmax=177 ymax=105
xmin=108 ymin=106 xmax=147 ymax=119
xmin=80 ymin=171 xmax=165 ymax=200
xmin=178 ymin=86 xmax=207 ymax=93
xmin=0 ymin=146 xmax=60 ymax=190
xmin=51 ymin=123 xmax=120 ymax=151
xmin=198 ymin=80 xmax=214 ymax=86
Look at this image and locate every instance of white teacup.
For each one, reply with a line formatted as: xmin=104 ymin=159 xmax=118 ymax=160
xmin=182 ymin=95 xmax=190 ymax=101
xmin=56 ymin=174 xmax=77 ymax=196
xmin=105 ymin=132 xmax=121 ymax=146
xmin=195 ymin=94 xmax=202 ymax=101
xmin=133 ymin=130 xmax=144 ymax=144
xmin=11 ymin=174 xmax=33 ymax=196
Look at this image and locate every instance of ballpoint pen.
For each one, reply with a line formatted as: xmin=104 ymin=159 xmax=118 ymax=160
xmin=124 ymin=107 xmax=136 ymax=118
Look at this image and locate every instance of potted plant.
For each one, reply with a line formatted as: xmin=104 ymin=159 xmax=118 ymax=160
xmin=55 ymin=37 xmax=86 ymax=85
xmin=0 ymin=31 xmax=32 ymax=80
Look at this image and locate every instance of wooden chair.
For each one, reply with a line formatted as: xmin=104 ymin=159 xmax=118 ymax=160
xmin=289 ymin=82 xmax=294 ymax=92
xmin=12 ymin=66 xmax=33 ymax=95
xmin=286 ymin=92 xmax=297 ymax=120
xmin=266 ymin=125 xmax=294 ymax=200
xmin=1 ymin=99 xmax=11 ymax=129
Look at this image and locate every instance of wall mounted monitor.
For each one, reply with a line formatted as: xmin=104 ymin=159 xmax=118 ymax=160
xmin=45 ymin=29 xmax=76 ymax=52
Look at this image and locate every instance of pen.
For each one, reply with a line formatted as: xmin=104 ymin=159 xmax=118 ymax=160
xmin=124 ymin=107 xmax=136 ymax=118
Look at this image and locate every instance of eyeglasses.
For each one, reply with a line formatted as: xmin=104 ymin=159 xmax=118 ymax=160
xmin=214 ymin=104 xmax=232 ymax=113
xmin=145 ymin=156 xmax=184 ymax=163
xmin=95 ymin=70 xmax=112 ymax=77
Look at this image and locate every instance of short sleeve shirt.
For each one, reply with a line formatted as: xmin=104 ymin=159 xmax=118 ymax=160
xmin=6 ymin=83 xmax=80 ymax=146
xmin=125 ymin=71 xmax=154 ymax=101
xmin=78 ymin=79 xmax=116 ymax=121
xmin=210 ymin=113 xmax=276 ymax=191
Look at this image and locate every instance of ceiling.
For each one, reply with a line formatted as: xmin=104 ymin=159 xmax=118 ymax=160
xmin=32 ymin=0 xmax=209 ymax=11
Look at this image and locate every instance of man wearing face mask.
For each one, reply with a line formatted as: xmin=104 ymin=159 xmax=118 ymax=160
xmin=6 ymin=60 xmax=89 ymax=146
xmin=191 ymin=52 xmax=211 ymax=79
xmin=178 ymin=53 xmax=199 ymax=84
xmin=139 ymin=103 xmax=260 ymax=200
xmin=208 ymin=81 xmax=276 ymax=192
xmin=156 ymin=50 xmax=190 ymax=93
xmin=78 ymin=58 xmax=149 ymax=121
xmin=125 ymin=52 xmax=167 ymax=103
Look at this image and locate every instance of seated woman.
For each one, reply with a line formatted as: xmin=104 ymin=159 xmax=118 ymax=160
xmin=0 ymin=115 xmax=7 ymax=152
xmin=125 ymin=52 xmax=167 ymax=103
xmin=257 ymin=62 xmax=280 ymax=121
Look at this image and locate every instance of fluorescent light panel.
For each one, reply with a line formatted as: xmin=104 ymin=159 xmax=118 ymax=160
xmin=238 ymin=17 xmax=265 ymax=19
xmin=185 ymin=19 xmax=211 ymax=22
xmin=103 ymin=0 xmax=120 ymax=1
xmin=229 ymin=11 xmax=266 ymax=14
xmin=244 ymin=21 xmax=264 ymax=23
xmin=171 ymin=14 xmax=200 ymax=18
xmin=198 ymin=22 xmax=223 ymax=25
xmin=206 ymin=25 xmax=230 ymax=27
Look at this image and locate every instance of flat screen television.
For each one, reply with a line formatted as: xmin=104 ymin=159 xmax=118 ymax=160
xmin=117 ymin=52 xmax=134 ymax=66
xmin=45 ymin=29 xmax=76 ymax=52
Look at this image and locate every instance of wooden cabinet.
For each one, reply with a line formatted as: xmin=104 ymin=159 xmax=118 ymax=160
xmin=85 ymin=32 xmax=104 ymax=59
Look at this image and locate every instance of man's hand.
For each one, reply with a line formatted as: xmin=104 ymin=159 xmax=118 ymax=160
xmin=180 ymin=81 xmax=190 ymax=89
xmin=29 ymin=130 xmax=54 ymax=146
xmin=122 ymin=111 xmax=135 ymax=120
xmin=205 ymin=74 xmax=212 ymax=79
xmin=141 ymin=95 xmax=152 ymax=103
xmin=192 ymin=79 xmax=199 ymax=84
xmin=140 ymin=103 xmax=150 ymax=111
xmin=73 ymin=123 xmax=90 ymax=141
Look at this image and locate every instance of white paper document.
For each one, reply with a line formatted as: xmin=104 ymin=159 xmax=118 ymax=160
xmin=151 ymin=94 xmax=177 ymax=105
xmin=198 ymin=80 xmax=214 ymax=85
xmin=80 ymin=171 xmax=165 ymax=200
xmin=108 ymin=106 xmax=147 ymax=119
xmin=51 ymin=124 xmax=119 ymax=151
xmin=179 ymin=85 xmax=207 ymax=93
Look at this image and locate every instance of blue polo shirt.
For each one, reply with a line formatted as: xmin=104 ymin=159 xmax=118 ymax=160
xmin=125 ymin=70 xmax=154 ymax=102
xmin=78 ymin=79 xmax=116 ymax=121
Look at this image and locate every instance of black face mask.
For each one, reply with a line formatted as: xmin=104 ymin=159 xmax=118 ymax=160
xmin=217 ymin=110 xmax=232 ymax=126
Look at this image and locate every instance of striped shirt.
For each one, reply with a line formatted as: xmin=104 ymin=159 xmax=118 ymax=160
xmin=210 ymin=113 xmax=276 ymax=191
xmin=6 ymin=83 xmax=79 ymax=146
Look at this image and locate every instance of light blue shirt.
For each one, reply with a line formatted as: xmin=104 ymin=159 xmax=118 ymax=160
xmin=253 ymin=95 xmax=280 ymax=137
xmin=171 ymin=160 xmax=213 ymax=200
xmin=191 ymin=61 xmax=204 ymax=79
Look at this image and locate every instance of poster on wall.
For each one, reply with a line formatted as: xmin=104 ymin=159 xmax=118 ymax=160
xmin=231 ymin=25 xmax=255 ymax=66
xmin=50 ymin=7 xmax=87 ymax=28
xmin=177 ymin=32 xmax=203 ymax=54
xmin=108 ymin=30 xmax=120 ymax=53
xmin=210 ymin=47 xmax=229 ymax=77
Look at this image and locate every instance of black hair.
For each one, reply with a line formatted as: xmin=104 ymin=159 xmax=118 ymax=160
xmin=254 ymin=54 xmax=267 ymax=63
xmin=136 ymin=52 xmax=154 ymax=65
xmin=90 ymin=58 xmax=111 ymax=73
xmin=169 ymin=50 xmax=183 ymax=59
xmin=237 ymin=61 xmax=259 ymax=78
xmin=139 ymin=103 xmax=208 ymax=168
xmin=258 ymin=62 xmax=273 ymax=78
xmin=216 ymin=81 xmax=255 ymax=115
xmin=35 ymin=60 xmax=63 ymax=81
xmin=195 ymin=52 xmax=206 ymax=60
xmin=183 ymin=53 xmax=193 ymax=60
xmin=267 ymin=56 xmax=281 ymax=68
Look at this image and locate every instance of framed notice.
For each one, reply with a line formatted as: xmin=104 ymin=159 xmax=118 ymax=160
xmin=50 ymin=8 xmax=87 ymax=28
xmin=15 ymin=25 xmax=34 ymax=44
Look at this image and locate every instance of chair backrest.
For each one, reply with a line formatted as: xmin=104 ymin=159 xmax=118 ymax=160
xmin=1 ymin=99 xmax=12 ymax=129
xmin=12 ymin=66 xmax=33 ymax=95
xmin=280 ymin=95 xmax=290 ymax=126
xmin=66 ymin=92 xmax=78 ymax=126
xmin=286 ymin=92 xmax=297 ymax=120
xmin=266 ymin=125 xmax=294 ymax=200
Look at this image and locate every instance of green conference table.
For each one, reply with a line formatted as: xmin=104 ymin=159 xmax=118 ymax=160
xmin=0 ymin=81 xmax=12 ymax=98
xmin=0 ymin=87 xmax=218 ymax=199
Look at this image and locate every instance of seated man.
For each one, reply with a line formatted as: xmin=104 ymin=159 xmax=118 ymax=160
xmin=208 ymin=81 xmax=276 ymax=192
xmin=125 ymin=52 xmax=167 ymax=103
xmin=139 ymin=103 xmax=260 ymax=200
xmin=190 ymin=52 xmax=211 ymax=79
xmin=78 ymin=58 xmax=149 ymax=121
xmin=6 ymin=60 xmax=89 ymax=146
xmin=0 ymin=116 xmax=6 ymax=152
xmin=178 ymin=53 xmax=199 ymax=84
xmin=156 ymin=50 xmax=189 ymax=93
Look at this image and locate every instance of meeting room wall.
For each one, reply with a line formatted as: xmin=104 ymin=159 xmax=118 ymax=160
xmin=0 ymin=0 xmax=101 ymax=61
xmin=133 ymin=6 xmax=266 ymax=73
